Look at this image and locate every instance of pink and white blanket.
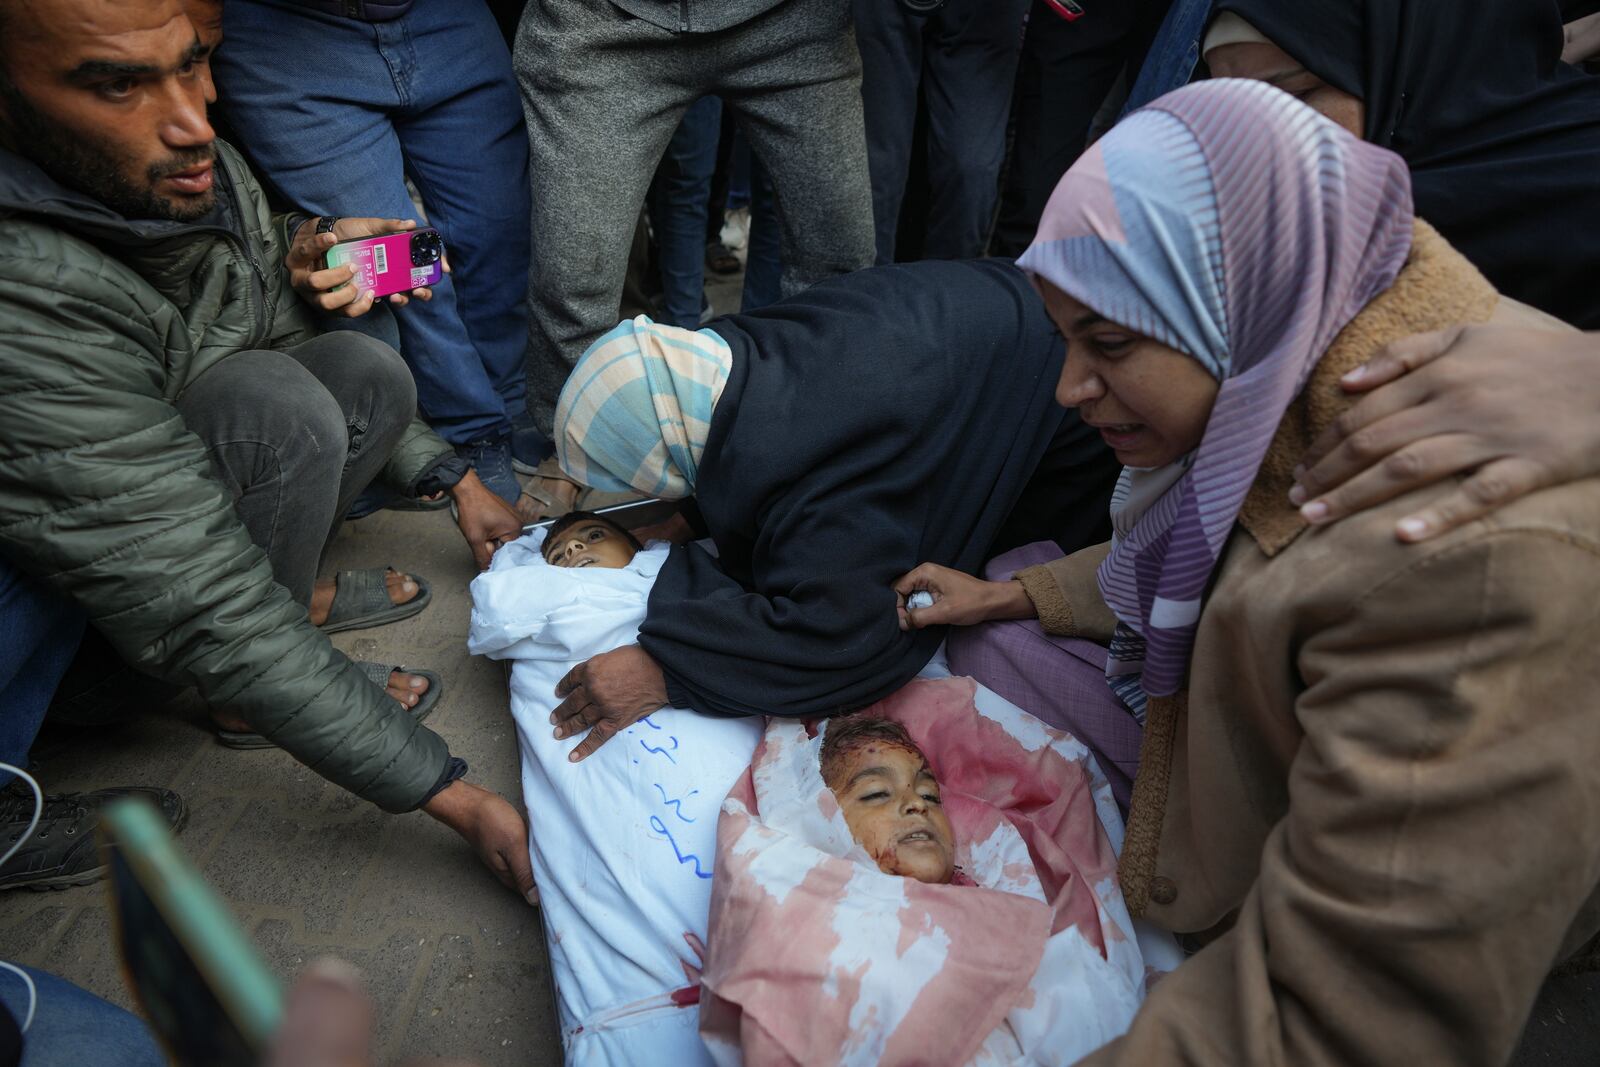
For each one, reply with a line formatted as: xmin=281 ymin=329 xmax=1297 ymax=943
xmin=700 ymin=676 xmax=1170 ymax=1066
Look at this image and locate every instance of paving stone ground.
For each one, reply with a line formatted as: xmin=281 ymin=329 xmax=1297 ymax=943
xmin=0 ymin=505 xmax=560 ymax=1065
xmin=0 ymin=267 xmax=1594 ymax=1065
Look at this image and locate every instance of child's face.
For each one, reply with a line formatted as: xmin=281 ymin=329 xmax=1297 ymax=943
xmin=830 ymin=742 xmax=955 ymax=885
xmin=543 ymin=522 xmax=638 ymax=569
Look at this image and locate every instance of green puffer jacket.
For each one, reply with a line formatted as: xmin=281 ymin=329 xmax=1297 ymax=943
xmin=0 ymin=142 xmax=453 ymax=812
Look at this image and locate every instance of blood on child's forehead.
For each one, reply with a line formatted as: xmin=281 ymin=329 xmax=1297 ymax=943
xmin=838 ymin=740 xmax=931 ymax=774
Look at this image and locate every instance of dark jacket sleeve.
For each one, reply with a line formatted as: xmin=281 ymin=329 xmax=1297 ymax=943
xmin=0 ymin=242 xmax=448 ymax=813
xmin=383 ymin=416 xmax=457 ymax=496
xmin=639 ymin=500 xmax=938 ymax=719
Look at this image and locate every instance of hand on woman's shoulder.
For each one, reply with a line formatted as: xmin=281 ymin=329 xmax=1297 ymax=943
xmin=1291 ymin=319 xmax=1600 ymax=543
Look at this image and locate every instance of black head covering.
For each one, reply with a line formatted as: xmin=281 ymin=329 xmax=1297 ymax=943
xmin=1214 ymin=0 xmax=1600 ymax=327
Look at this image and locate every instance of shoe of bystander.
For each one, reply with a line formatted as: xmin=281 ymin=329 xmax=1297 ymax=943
xmin=0 ymin=782 xmax=186 ymax=892
xmin=456 ymin=435 xmax=520 ymax=504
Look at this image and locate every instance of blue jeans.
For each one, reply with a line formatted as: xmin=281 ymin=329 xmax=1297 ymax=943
xmin=0 ymin=558 xmax=85 ymax=787
xmin=1123 ymin=0 xmax=1211 ymax=114
xmin=651 ymin=100 xmax=784 ymax=324
xmin=650 ymin=97 xmax=723 ymax=330
xmin=731 ymin=139 xmax=782 ymax=313
xmin=213 ymin=0 xmax=535 ymax=447
xmin=0 ymin=966 xmax=164 ymax=1067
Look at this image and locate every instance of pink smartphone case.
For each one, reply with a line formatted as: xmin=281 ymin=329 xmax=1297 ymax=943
xmin=324 ymin=230 xmax=444 ymax=299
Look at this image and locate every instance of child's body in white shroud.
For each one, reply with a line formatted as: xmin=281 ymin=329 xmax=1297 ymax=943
xmin=468 ymin=513 xmax=760 ymax=1067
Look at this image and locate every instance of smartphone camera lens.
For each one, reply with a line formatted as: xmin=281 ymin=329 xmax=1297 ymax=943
xmin=410 ymin=230 xmax=444 ymax=268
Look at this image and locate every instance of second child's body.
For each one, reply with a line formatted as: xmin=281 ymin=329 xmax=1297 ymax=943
xmin=820 ymin=716 xmax=956 ymax=885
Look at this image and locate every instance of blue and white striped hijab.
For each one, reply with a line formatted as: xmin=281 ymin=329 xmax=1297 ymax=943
xmin=554 ymin=316 xmax=734 ymax=500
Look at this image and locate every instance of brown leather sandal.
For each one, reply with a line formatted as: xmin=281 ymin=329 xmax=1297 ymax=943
xmin=515 ymin=456 xmax=585 ymax=524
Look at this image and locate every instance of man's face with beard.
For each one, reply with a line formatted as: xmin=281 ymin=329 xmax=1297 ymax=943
xmin=0 ymin=0 xmax=217 ymax=223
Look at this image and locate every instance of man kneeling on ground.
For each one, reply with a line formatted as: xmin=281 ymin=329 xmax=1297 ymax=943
xmin=0 ymin=0 xmax=533 ymax=900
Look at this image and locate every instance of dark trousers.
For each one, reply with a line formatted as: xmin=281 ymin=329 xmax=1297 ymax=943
xmin=854 ymin=0 xmax=1030 ymax=263
xmin=175 ymin=333 xmax=415 ymax=606
xmin=19 ymin=333 xmax=416 ymax=730
xmin=730 ymin=135 xmax=783 ymax=313
xmin=993 ymin=0 xmax=1173 ymax=255
xmin=650 ymin=97 xmax=723 ymax=330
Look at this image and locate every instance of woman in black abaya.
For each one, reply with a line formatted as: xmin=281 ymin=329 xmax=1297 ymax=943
xmin=1205 ymin=0 xmax=1600 ymax=328
xmin=536 ymin=259 xmax=1094 ymax=759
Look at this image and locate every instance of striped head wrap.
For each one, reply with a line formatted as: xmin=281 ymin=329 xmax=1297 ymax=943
xmin=1017 ymin=79 xmax=1413 ymax=714
xmin=554 ymin=316 xmax=734 ymax=500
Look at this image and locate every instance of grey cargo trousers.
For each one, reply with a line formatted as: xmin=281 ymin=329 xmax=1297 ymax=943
xmin=514 ymin=0 xmax=876 ymax=435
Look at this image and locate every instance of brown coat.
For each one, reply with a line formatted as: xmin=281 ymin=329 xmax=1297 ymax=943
xmin=1016 ymin=223 xmax=1600 ymax=1066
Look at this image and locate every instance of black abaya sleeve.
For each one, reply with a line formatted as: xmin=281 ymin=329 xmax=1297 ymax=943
xmin=638 ymin=501 xmax=944 ymax=719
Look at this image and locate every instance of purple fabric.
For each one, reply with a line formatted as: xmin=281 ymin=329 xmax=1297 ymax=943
xmin=946 ymin=543 xmax=1140 ymax=811
xmin=1017 ymin=80 xmax=1414 ymax=701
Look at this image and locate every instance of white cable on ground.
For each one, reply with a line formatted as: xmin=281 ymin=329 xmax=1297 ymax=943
xmin=0 ymin=762 xmax=43 ymax=1033
xmin=0 ymin=964 xmax=35 ymax=1034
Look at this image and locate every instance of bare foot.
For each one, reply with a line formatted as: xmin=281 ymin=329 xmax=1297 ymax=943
xmin=212 ymin=669 xmax=430 ymax=733
xmin=308 ymin=568 xmax=418 ymax=627
xmin=513 ymin=475 xmax=581 ymax=524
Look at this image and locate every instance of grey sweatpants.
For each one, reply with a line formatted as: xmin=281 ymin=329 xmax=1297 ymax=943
xmin=514 ymin=0 xmax=876 ymax=435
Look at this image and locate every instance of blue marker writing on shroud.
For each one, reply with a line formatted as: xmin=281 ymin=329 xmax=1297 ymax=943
xmin=653 ymin=784 xmax=699 ymax=823
xmin=650 ymin=816 xmax=712 ymax=878
xmin=640 ymin=715 xmax=663 ymax=730
xmin=640 ymin=738 xmax=678 ymax=764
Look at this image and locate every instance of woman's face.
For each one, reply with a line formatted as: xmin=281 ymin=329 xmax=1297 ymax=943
xmin=1039 ymin=280 xmax=1219 ymax=469
xmin=1206 ymin=41 xmax=1365 ymax=136
xmin=831 ymin=742 xmax=956 ymax=885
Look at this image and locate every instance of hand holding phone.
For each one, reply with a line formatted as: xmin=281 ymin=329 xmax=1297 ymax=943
xmin=324 ymin=228 xmax=446 ymax=302
xmin=99 ymin=797 xmax=284 ymax=1064
xmin=286 ymin=216 xmax=445 ymax=317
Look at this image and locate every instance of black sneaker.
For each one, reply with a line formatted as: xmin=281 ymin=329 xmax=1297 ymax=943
xmin=455 ymin=434 xmax=520 ymax=504
xmin=0 ymin=783 xmax=187 ymax=891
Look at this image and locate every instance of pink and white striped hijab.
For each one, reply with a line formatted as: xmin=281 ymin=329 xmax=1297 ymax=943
xmin=1017 ymin=79 xmax=1414 ymax=709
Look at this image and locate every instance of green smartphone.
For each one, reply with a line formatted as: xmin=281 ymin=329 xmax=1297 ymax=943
xmin=98 ymin=798 xmax=283 ymax=1066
